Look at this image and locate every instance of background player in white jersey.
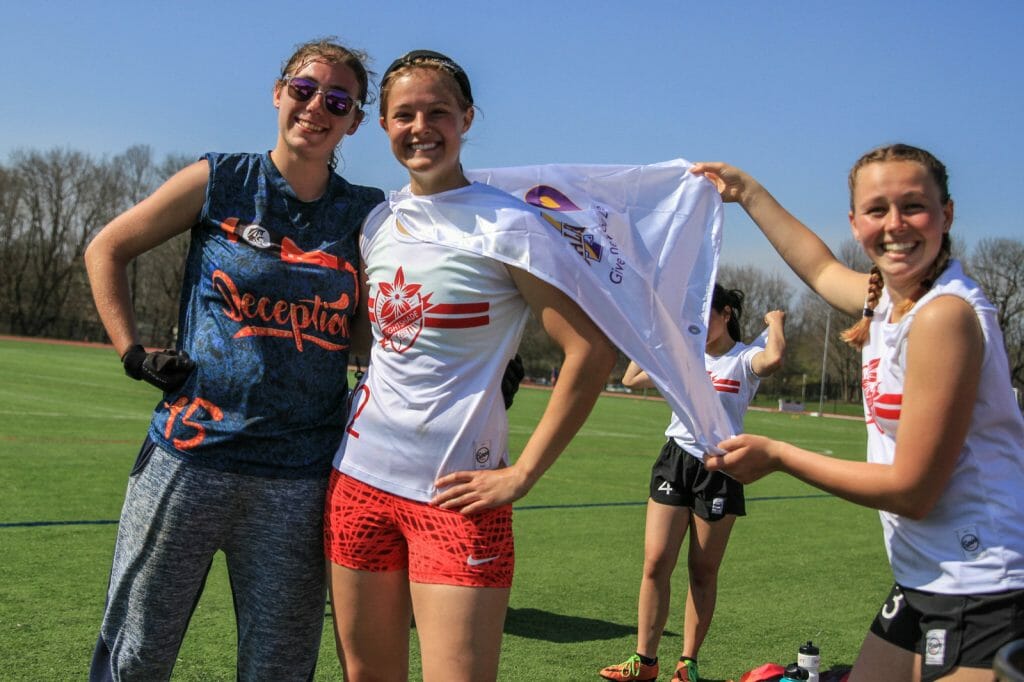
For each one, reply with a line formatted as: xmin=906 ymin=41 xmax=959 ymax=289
xmin=323 ymin=50 xmax=618 ymax=682
xmin=601 ymin=285 xmax=786 ymax=682
xmin=692 ymin=145 xmax=1024 ymax=681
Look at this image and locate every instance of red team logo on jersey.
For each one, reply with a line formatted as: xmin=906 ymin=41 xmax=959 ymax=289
xmin=369 ymin=268 xmax=490 ymax=353
xmin=372 ymin=267 xmax=428 ymax=353
xmin=862 ymin=357 xmax=902 ymax=432
xmin=709 ymin=371 xmax=741 ymax=394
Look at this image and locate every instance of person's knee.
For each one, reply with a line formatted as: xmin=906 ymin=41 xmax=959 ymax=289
xmin=342 ymin=659 xmax=407 ymax=682
xmin=235 ymin=595 xmax=323 ymax=681
xmin=686 ymin=558 xmax=722 ymax=590
xmin=642 ymin=551 xmax=678 ymax=582
xmin=101 ymin=641 xmax=177 ymax=682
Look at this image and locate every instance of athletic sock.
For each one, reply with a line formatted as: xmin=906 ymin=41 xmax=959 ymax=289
xmin=679 ymin=656 xmax=697 ymax=664
xmin=638 ymin=653 xmax=657 ymax=666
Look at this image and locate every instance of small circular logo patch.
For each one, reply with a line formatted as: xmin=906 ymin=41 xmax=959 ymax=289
xmin=960 ymin=533 xmax=979 ymax=553
xmin=241 ymin=225 xmax=272 ymax=249
xmin=475 ymin=446 xmax=490 ymax=464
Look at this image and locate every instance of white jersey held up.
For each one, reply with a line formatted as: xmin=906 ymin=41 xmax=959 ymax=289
xmin=466 ymin=160 xmax=731 ymax=455
xmin=666 ymin=340 xmax=764 ymax=457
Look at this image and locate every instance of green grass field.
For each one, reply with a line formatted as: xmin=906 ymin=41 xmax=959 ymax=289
xmin=0 ymin=338 xmax=888 ymax=681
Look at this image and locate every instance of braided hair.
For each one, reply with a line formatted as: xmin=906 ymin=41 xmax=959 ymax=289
xmin=839 ymin=144 xmax=952 ymax=349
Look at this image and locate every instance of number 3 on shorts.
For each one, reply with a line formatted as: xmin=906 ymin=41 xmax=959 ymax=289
xmin=881 ymin=588 xmax=905 ymax=620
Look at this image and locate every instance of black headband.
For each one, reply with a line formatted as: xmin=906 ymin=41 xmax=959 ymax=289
xmin=382 ymin=49 xmax=473 ymax=105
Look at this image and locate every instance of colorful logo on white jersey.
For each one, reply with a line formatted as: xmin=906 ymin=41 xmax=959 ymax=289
xmin=524 ymin=185 xmax=607 ymax=266
xmin=369 ymin=268 xmax=491 ymax=353
xmin=862 ymin=357 xmax=902 ymax=433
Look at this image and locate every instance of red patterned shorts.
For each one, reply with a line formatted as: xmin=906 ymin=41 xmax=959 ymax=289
xmin=324 ymin=470 xmax=515 ymax=588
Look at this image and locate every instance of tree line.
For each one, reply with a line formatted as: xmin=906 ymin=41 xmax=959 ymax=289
xmin=2 ymin=145 xmax=1022 ymax=406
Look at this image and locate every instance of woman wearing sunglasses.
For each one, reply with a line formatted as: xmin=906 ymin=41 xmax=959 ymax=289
xmin=323 ymin=50 xmax=619 ymax=682
xmin=84 ymin=38 xmax=383 ymax=681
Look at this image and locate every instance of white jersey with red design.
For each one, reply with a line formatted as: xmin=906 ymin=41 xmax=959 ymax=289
xmin=665 ymin=340 xmax=763 ymax=456
xmin=334 ymin=183 xmax=532 ymax=502
xmin=862 ymin=259 xmax=1024 ymax=594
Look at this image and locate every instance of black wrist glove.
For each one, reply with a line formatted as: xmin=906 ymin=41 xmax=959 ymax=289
xmin=121 ymin=345 xmax=196 ymax=393
xmin=501 ymin=354 xmax=526 ymax=409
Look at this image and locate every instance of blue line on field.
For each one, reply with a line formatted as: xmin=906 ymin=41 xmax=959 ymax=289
xmin=0 ymin=519 xmax=119 ymax=528
xmin=513 ymin=492 xmax=833 ymax=511
xmin=1 ymin=494 xmax=833 ymax=528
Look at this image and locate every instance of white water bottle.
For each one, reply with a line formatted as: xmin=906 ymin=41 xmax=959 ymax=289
xmin=798 ymin=641 xmax=820 ymax=682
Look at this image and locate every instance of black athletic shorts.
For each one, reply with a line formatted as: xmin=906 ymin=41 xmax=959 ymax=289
xmin=649 ymin=439 xmax=745 ymax=520
xmin=869 ymin=582 xmax=1024 ymax=681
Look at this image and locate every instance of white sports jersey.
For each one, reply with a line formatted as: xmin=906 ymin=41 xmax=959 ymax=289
xmin=666 ymin=341 xmax=763 ymax=456
xmin=863 ymin=259 xmax=1024 ymax=593
xmin=334 ymin=183 xmax=531 ymax=502
xmin=466 ymin=160 xmax=731 ymax=453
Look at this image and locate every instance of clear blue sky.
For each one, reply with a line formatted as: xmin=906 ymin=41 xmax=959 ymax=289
xmin=2 ymin=1 xmax=1021 ymax=283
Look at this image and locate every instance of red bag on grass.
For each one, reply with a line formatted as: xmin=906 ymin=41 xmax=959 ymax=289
xmin=739 ymin=663 xmax=786 ymax=682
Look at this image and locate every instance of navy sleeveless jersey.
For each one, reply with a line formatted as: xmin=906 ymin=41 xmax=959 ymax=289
xmin=146 ymin=152 xmax=384 ymax=477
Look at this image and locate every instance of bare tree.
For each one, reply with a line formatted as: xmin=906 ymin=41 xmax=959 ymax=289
xmin=111 ymin=151 xmax=196 ymax=346
xmin=967 ymin=237 xmax=1024 ymax=391
xmin=815 ymin=240 xmax=871 ymax=403
xmin=0 ymin=147 xmax=199 ymax=344
xmin=2 ymin=148 xmax=123 ymax=337
xmin=112 ymin=145 xmax=160 ymax=308
xmin=774 ymin=240 xmax=868 ymax=407
xmin=0 ymin=163 xmax=25 ymax=332
xmin=715 ymin=263 xmax=793 ymax=343
xmin=792 ymin=288 xmax=862 ymax=404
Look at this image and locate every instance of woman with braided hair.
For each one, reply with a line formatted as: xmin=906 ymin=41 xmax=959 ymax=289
xmin=690 ymin=145 xmax=1024 ymax=681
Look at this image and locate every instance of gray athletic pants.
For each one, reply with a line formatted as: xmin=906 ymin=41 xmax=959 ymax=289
xmin=90 ymin=439 xmax=329 ymax=681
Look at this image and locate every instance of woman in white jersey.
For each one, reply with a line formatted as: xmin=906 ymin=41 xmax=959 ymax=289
xmin=601 ymin=285 xmax=786 ymax=682
xmin=323 ymin=50 xmax=618 ymax=682
xmin=691 ymin=144 xmax=1024 ymax=681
